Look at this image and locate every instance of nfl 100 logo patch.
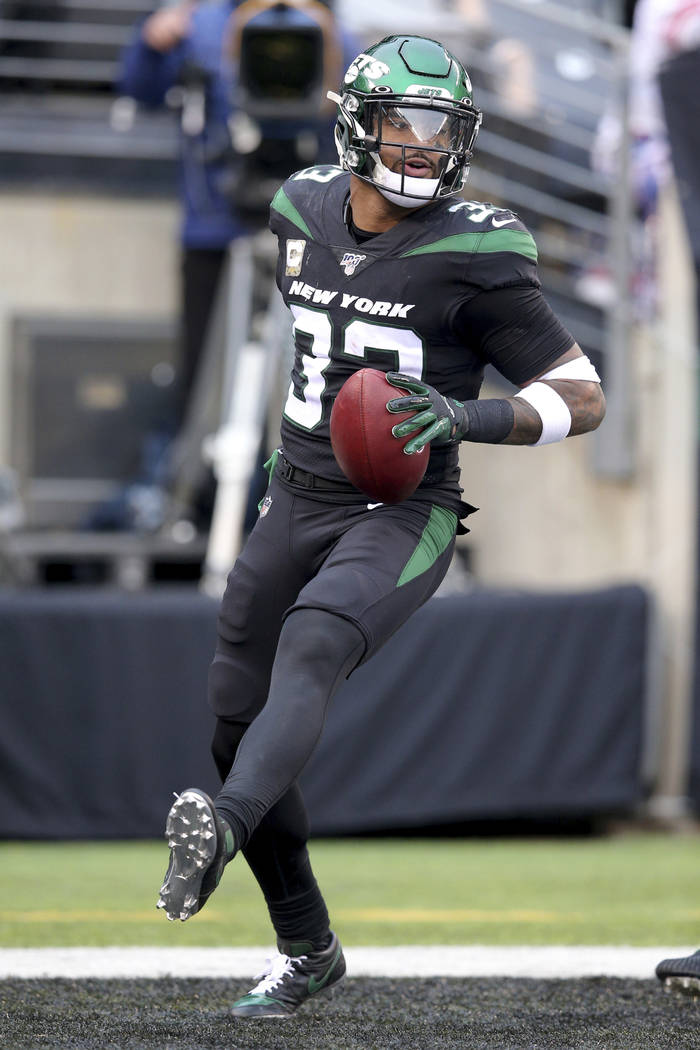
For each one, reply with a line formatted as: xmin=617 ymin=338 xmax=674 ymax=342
xmin=339 ymin=251 xmax=366 ymax=276
xmin=259 ymin=495 xmax=273 ymax=518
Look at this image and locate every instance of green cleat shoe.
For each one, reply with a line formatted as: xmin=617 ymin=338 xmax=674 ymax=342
xmin=656 ymin=949 xmax=700 ymax=995
xmin=156 ymin=788 xmax=235 ymax=922
xmin=231 ymin=932 xmax=346 ymax=1018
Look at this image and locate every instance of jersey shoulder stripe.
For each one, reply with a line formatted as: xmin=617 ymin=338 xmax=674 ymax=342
xmin=401 ymin=228 xmax=537 ymax=262
xmin=270 ymin=185 xmax=313 ymax=238
xmin=270 ymin=166 xmax=347 ymax=241
xmin=404 ymin=199 xmax=537 ymax=261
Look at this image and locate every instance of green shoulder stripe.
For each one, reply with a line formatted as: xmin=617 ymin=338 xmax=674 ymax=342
xmin=401 ymin=229 xmax=537 ymax=262
xmin=270 ymin=187 xmax=313 ymax=238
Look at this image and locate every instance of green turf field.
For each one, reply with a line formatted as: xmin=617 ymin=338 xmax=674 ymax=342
xmin=1 ymin=832 xmax=698 ymax=948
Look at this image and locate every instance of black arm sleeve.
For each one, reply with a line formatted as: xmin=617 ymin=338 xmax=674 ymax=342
xmin=453 ymin=284 xmax=576 ymax=386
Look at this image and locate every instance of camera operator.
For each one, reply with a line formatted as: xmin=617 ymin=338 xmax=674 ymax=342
xmin=117 ymin=0 xmax=360 ymax=530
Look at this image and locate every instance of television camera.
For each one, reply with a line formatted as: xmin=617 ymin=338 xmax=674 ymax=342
xmin=181 ymin=0 xmax=344 ymax=222
xmin=172 ymin=1 xmax=348 ymax=589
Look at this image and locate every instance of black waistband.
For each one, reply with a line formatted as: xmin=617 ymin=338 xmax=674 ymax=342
xmin=275 ymin=452 xmax=355 ymax=492
xmin=275 ymin=450 xmax=450 ymax=493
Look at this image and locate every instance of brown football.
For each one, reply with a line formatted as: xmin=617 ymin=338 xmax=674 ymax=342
xmin=330 ymin=368 xmax=429 ymax=504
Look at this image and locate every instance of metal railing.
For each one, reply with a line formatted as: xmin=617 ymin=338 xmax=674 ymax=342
xmin=0 ymin=20 xmax=132 ymax=45
xmin=394 ymin=0 xmax=636 ymax=478
xmin=0 ymin=0 xmax=151 ymax=91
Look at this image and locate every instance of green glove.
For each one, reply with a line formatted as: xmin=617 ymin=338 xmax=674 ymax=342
xmin=385 ymin=373 xmax=469 ymax=455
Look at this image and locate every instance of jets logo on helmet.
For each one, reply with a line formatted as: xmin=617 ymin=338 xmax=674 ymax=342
xmin=406 ymin=84 xmax=451 ymax=99
xmin=344 ymin=54 xmax=391 ymax=84
xmin=327 ymin=35 xmax=481 ymax=209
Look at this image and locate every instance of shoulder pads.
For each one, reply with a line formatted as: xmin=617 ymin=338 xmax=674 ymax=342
xmin=402 ymin=199 xmax=537 ymax=263
xmin=270 ymin=166 xmax=347 ymax=241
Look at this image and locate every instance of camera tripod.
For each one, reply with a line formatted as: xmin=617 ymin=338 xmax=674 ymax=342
xmin=164 ymin=229 xmax=292 ymax=597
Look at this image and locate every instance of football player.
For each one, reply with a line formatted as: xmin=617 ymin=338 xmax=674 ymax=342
xmin=157 ymin=35 xmax=606 ymax=1018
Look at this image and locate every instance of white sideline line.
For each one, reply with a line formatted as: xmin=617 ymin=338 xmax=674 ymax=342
xmin=0 ymin=946 xmax=693 ymax=980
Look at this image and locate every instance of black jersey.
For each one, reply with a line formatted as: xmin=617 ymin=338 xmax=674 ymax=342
xmin=269 ymin=165 xmax=573 ymax=497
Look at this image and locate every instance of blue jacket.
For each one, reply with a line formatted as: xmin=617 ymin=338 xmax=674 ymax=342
xmin=118 ymin=1 xmax=359 ymax=250
xmin=119 ymin=1 xmax=244 ymax=248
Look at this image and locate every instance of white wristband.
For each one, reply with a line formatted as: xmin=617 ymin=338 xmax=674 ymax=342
xmin=515 ymin=382 xmax=572 ymax=445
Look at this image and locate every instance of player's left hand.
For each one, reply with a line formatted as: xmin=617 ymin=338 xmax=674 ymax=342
xmin=385 ymin=373 xmax=468 ymax=454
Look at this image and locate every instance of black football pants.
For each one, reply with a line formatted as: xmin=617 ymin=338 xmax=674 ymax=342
xmin=208 ymin=472 xmax=457 ymax=941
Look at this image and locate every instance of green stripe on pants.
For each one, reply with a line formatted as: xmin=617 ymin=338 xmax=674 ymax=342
xmin=257 ymin=449 xmax=280 ymax=510
xmin=397 ymin=505 xmax=457 ymax=588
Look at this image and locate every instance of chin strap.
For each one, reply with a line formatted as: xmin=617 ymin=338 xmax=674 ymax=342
xmin=375 ymin=182 xmax=438 ymax=209
xmin=373 ymin=157 xmax=440 ymax=208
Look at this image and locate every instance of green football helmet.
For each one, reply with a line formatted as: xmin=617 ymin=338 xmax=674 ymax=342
xmin=328 ymin=35 xmax=481 ymax=207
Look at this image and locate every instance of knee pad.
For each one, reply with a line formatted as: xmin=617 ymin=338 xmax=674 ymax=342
xmin=280 ymin=608 xmax=365 ymax=680
xmin=211 ymin=717 xmax=247 ymax=782
xmin=208 ymin=652 xmax=267 ymax=722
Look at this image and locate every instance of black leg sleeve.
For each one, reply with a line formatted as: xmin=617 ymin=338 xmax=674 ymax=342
xmin=210 ymin=715 xmax=331 ymax=947
xmin=214 ymin=608 xmax=365 ymax=852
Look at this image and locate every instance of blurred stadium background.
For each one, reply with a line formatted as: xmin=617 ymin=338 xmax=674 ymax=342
xmin=0 ymin=0 xmax=699 ymax=968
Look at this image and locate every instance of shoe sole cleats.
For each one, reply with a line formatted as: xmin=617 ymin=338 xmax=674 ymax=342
xmin=156 ymin=790 xmax=218 ymax=922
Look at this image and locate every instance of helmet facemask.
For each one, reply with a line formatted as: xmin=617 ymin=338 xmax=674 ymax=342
xmin=365 ymin=98 xmax=480 ymax=206
xmin=329 ymin=35 xmax=482 ymax=208
xmin=330 ymin=92 xmax=481 ymax=207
